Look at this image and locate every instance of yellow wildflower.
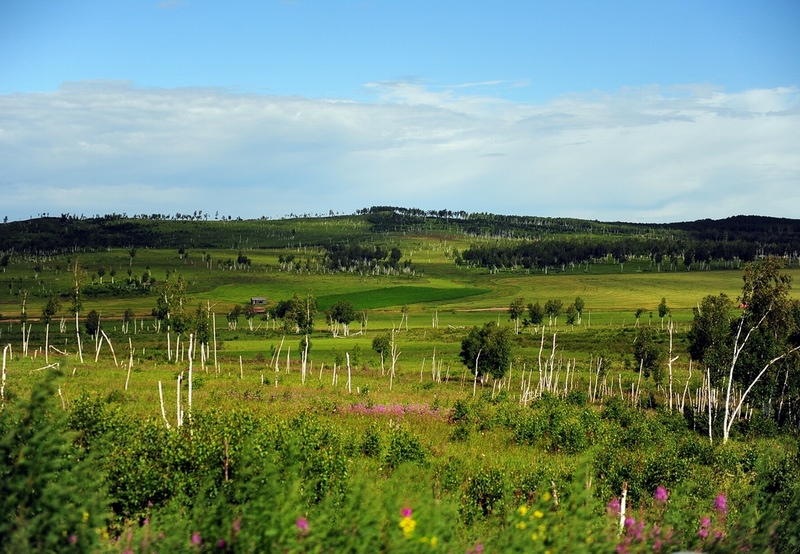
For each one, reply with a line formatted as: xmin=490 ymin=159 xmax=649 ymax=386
xmin=399 ymin=516 xmax=416 ymax=539
xmin=517 ymin=505 xmax=528 ymax=516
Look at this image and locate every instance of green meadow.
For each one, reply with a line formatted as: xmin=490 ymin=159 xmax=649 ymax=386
xmin=1 ymin=214 xmax=800 ymax=552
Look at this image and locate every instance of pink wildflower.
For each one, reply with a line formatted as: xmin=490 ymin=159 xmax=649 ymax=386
xmin=624 ymin=516 xmax=636 ymax=529
xmin=633 ymin=520 xmax=645 ymax=541
xmin=69 ymin=535 xmax=78 ymax=545
xmin=296 ymin=517 xmax=310 ymax=534
xmin=698 ymin=528 xmax=709 ymax=539
xmin=232 ymin=517 xmax=241 ymax=534
xmin=401 ymin=507 xmax=413 ymax=518
xmin=191 ymin=532 xmax=202 ymax=547
xmin=217 ymin=538 xmax=227 ymax=549
xmin=700 ymin=516 xmax=711 ymax=528
xmin=654 ymin=486 xmax=668 ymax=503
xmin=607 ymin=497 xmax=621 ymax=516
xmin=714 ymin=493 xmax=727 ymax=515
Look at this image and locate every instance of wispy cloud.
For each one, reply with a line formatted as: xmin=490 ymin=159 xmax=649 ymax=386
xmin=1 ymin=81 xmax=797 ymax=222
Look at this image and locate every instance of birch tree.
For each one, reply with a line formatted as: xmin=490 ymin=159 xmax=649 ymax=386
xmin=508 ymin=297 xmax=525 ymax=334
xmin=41 ymin=296 xmax=60 ymax=364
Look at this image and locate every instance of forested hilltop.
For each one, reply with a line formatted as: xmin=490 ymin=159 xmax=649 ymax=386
xmin=0 ymin=206 xmax=800 ymax=254
xmin=2 ymin=209 xmax=799 ymax=271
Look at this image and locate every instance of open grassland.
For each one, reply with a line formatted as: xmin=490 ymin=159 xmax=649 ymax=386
xmin=3 ymin=217 xmax=800 ymax=552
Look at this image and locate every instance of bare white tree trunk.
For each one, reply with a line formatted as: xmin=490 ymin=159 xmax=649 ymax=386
xmin=101 ymin=330 xmax=118 ymax=367
xmin=724 ymin=344 xmax=800 ymax=442
xmin=346 ymin=352 xmax=352 ymax=394
xmin=44 ymin=323 xmax=50 ymax=363
xmin=187 ymin=333 xmax=194 ymax=426
xmin=301 ymin=336 xmax=309 ymax=384
xmin=1 ymin=344 xmax=10 ymax=407
xmin=667 ymin=321 xmax=679 ymax=412
xmin=176 ymin=373 xmax=183 ymax=427
xmin=213 ymin=310 xmax=219 ymax=373
xmin=618 ymin=482 xmax=628 ymax=535
xmin=722 ymin=314 xmax=766 ymax=442
xmin=473 ymin=350 xmax=481 ymax=398
xmin=708 ymin=367 xmax=713 ymax=444
xmin=158 ymin=381 xmax=171 ymax=429
xmin=274 ymin=336 xmax=284 ymax=373
xmin=389 ymin=327 xmax=401 ymax=391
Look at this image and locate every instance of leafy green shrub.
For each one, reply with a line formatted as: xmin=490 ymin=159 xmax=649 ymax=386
xmin=462 ymin=466 xmax=505 ymax=522
xmin=385 ymin=424 xmax=427 ymax=470
xmin=432 ymin=456 xmax=465 ymax=496
xmin=0 ymin=371 xmax=107 ymax=553
xmin=449 ymin=423 xmax=470 ymax=442
xmin=601 ymin=395 xmax=634 ymax=427
xmin=450 ymin=398 xmax=472 ymax=423
xmin=566 ymin=388 xmax=588 ymax=406
xmin=68 ymin=391 xmax=122 ymax=450
xmin=360 ymin=422 xmax=382 ymax=458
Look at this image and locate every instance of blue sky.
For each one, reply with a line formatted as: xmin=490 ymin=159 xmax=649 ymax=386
xmin=1 ymin=0 xmax=799 ymax=222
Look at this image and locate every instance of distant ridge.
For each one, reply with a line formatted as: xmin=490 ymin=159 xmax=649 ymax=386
xmin=1 ymin=210 xmax=799 ymax=254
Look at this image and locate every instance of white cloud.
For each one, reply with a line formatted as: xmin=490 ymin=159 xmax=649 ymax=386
xmin=0 ymin=81 xmax=798 ymax=222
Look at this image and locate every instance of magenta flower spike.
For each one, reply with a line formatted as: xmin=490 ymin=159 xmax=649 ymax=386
xmin=401 ymin=507 xmax=413 ymax=518
xmin=296 ymin=517 xmax=310 ymax=533
xmin=714 ymin=493 xmax=728 ymax=515
xmin=654 ymin=486 xmax=668 ymax=503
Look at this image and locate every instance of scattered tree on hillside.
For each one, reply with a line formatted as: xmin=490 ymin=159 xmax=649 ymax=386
xmin=273 ymin=293 xmax=316 ymax=335
xmin=658 ymin=297 xmax=669 ymax=329
xmin=574 ymin=296 xmax=585 ymax=324
xmin=508 ymin=297 xmax=525 ymax=334
xmin=327 ymin=300 xmax=357 ymax=337
xmin=459 ymin=323 xmax=512 ymax=381
xmin=41 ymin=296 xmax=60 ymax=326
xmin=687 ymin=293 xmax=734 ymax=383
xmin=633 ymin=326 xmax=663 ymax=384
xmin=565 ymin=304 xmax=578 ymax=326
xmin=526 ymin=302 xmax=544 ymax=328
xmin=372 ymin=334 xmax=391 ymax=375
xmin=389 ymin=247 xmax=402 ymax=268
xmin=41 ymin=295 xmax=60 ymax=363
xmin=227 ymin=305 xmax=242 ymax=330
xmin=85 ymin=310 xmax=101 ymax=339
xmin=122 ymin=308 xmax=135 ymax=334
xmin=728 ymin=258 xmax=800 ymax=419
xmin=544 ymin=299 xmax=562 ymax=326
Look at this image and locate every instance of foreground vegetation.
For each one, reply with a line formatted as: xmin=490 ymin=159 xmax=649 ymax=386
xmin=1 ymin=210 xmax=800 ymax=552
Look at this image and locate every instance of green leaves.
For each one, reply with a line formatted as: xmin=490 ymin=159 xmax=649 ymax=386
xmin=0 ymin=371 xmax=106 ymax=553
xmin=460 ymin=323 xmax=513 ymax=380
